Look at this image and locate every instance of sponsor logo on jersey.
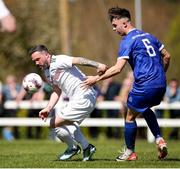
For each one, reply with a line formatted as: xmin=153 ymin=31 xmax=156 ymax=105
xmin=51 ymin=58 xmax=56 ymax=63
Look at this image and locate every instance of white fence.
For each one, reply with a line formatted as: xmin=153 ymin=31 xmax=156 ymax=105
xmin=2 ymin=100 xmax=180 ymax=142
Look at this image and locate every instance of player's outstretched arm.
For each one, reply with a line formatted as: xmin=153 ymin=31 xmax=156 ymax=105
xmin=84 ymin=58 xmax=127 ymax=86
xmin=161 ymin=48 xmax=170 ymax=72
xmin=39 ymin=85 xmax=61 ymax=121
xmin=72 ymin=57 xmax=108 ymax=75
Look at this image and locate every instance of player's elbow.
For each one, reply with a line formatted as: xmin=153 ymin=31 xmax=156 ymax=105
xmin=164 ymin=52 xmax=171 ymax=64
xmin=163 ymin=52 xmax=171 ymax=72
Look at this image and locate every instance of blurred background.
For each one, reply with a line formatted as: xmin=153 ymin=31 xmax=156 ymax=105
xmin=0 ymin=0 xmax=180 ymax=141
xmin=0 ymin=0 xmax=180 ymax=82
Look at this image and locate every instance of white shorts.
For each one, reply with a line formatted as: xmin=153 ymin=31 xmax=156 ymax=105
xmin=56 ymin=93 xmax=96 ymax=124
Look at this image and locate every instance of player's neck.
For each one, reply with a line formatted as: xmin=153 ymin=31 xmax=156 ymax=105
xmin=127 ymin=26 xmax=136 ymax=34
xmin=46 ymin=54 xmax=51 ymax=66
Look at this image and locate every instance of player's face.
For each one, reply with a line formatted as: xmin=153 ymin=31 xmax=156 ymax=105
xmin=31 ymin=51 xmax=49 ymax=69
xmin=169 ymin=80 xmax=178 ymax=89
xmin=111 ymin=18 xmax=128 ymax=36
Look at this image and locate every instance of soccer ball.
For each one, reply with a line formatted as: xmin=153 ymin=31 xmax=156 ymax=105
xmin=22 ymin=73 xmax=43 ymax=93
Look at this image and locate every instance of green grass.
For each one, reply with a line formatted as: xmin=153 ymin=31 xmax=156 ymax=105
xmin=0 ymin=139 xmax=180 ymax=168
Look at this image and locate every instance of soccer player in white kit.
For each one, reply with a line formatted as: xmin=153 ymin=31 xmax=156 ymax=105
xmin=28 ymin=45 xmax=107 ymax=161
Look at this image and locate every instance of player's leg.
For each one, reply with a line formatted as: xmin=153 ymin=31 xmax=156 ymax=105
xmin=66 ymin=123 xmax=88 ymax=149
xmin=142 ymin=87 xmax=167 ymax=159
xmin=116 ymin=108 xmax=139 ymax=161
xmin=57 ymin=96 xmax=96 ymax=161
xmin=117 ymin=90 xmax=148 ymax=161
xmin=142 ymin=87 xmax=166 ymax=139
xmin=52 ymin=126 xmax=79 ymax=148
xmin=51 ymin=94 xmax=96 ymax=161
xmin=143 ymin=108 xmax=167 ymax=159
xmin=50 ymin=116 xmax=80 ymax=161
xmin=124 ymin=108 xmax=139 ymax=150
xmin=66 ymin=123 xmax=96 ymax=161
xmin=143 ymin=108 xmax=161 ymax=138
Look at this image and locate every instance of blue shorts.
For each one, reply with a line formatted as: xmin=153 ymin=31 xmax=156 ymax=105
xmin=127 ymin=87 xmax=166 ymax=113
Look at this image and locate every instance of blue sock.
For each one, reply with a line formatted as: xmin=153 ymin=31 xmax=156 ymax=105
xmin=124 ymin=121 xmax=137 ymax=151
xmin=143 ymin=108 xmax=161 ymax=138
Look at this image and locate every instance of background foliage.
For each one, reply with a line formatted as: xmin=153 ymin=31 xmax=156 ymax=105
xmin=0 ymin=0 xmax=180 ymax=83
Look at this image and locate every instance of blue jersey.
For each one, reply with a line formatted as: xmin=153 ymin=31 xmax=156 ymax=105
xmin=118 ymin=29 xmax=166 ymax=93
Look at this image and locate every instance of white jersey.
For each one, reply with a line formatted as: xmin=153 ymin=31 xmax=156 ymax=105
xmin=0 ymin=0 xmax=10 ymax=19
xmin=44 ymin=55 xmax=97 ymax=100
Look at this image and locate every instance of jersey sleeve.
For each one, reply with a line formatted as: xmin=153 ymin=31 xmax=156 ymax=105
xmin=54 ymin=55 xmax=73 ymax=69
xmin=151 ymin=34 xmax=164 ymax=52
xmin=117 ymin=39 xmax=132 ymax=60
xmin=157 ymin=40 xmax=164 ymax=52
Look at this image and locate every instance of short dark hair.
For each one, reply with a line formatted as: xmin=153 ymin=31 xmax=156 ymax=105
xmin=28 ymin=45 xmax=49 ymax=56
xmin=108 ymin=7 xmax=131 ymax=22
xmin=170 ymin=78 xmax=179 ymax=83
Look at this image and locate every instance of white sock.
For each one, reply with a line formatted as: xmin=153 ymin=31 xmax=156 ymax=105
xmin=66 ymin=123 xmax=89 ymax=150
xmin=155 ymin=137 xmax=163 ymax=144
xmin=52 ymin=126 xmax=77 ymax=149
xmin=126 ymin=148 xmax=133 ymax=155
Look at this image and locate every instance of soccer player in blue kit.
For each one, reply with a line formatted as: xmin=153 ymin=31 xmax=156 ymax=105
xmin=84 ymin=7 xmax=171 ymax=161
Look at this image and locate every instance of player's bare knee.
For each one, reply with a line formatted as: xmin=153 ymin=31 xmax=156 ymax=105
xmin=50 ymin=121 xmax=63 ymax=128
xmin=126 ymin=109 xmax=139 ymax=122
xmin=126 ymin=115 xmax=136 ymax=122
xmin=50 ymin=117 xmax=66 ymax=128
xmin=125 ymin=114 xmax=137 ymax=122
xmin=50 ymin=118 xmax=61 ymax=128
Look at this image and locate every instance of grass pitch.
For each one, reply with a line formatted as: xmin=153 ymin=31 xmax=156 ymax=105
xmin=0 ymin=138 xmax=180 ymax=168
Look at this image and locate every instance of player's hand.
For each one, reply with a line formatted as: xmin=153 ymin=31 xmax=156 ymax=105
xmin=83 ymin=75 xmax=99 ymax=87
xmin=39 ymin=108 xmax=49 ymax=121
xmin=97 ymin=63 xmax=108 ymax=75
